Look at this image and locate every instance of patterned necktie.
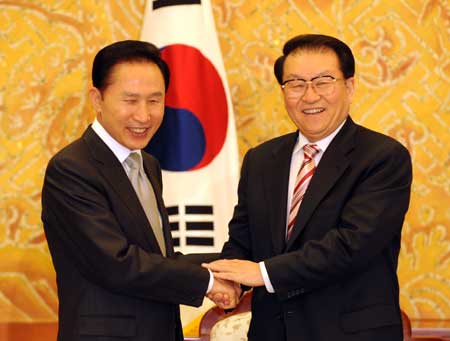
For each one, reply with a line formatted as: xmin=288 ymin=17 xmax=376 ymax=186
xmin=125 ymin=152 xmax=166 ymax=256
xmin=287 ymin=144 xmax=320 ymax=240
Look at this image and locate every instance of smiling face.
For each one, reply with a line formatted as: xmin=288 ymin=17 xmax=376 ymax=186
xmin=89 ymin=61 xmax=165 ymax=150
xmin=282 ymin=49 xmax=355 ymax=142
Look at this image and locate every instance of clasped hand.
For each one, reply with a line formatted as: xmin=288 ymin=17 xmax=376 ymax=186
xmin=206 ymin=277 xmax=241 ymax=309
xmin=203 ymin=259 xmax=264 ymax=309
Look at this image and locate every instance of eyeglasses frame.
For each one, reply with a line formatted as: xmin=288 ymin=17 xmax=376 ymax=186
xmin=281 ymin=75 xmax=346 ymax=97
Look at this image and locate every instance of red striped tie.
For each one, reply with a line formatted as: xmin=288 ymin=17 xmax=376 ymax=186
xmin=287 ymin=144 xmax=320 ymax=240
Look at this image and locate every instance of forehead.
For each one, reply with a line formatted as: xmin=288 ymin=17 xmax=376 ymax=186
xmin=283 ymin=49 xmax=341 ymax=77
xmin=107 ymin=61 xmax=164 ymax=85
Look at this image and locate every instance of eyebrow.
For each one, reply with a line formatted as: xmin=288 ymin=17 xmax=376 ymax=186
xmin=284 ymin=70 xmax=336 ymax=80
xmin=121 ymin=91 xmax=164 ymax=98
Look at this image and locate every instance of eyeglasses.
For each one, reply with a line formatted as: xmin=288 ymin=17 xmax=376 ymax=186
xmin=281 ymin=76 xmax=343 ymax=97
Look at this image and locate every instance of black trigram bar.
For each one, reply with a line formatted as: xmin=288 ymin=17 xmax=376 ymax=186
xmin=172 ymin=237 xmax=180 ymax=247
xmin=169 ymin=222 xmax=179 ymax=231
xmin=153 ymin=0 xmax=201 ymax=10
xmin=167 ymin=206 xmax=179 ymax=215
xmin=186 ymin=222 xmax=213 ymax=231
xmin=186 ymin=205 xmax=213 ymax=214
xmin=186 ymin=237 xmax=214 ymax=246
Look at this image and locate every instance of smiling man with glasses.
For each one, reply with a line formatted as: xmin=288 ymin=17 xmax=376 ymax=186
xmin=204 ymin=34 xmax=412 ymax=341
xmin=276 ymin=34 xmax=355 ymax=143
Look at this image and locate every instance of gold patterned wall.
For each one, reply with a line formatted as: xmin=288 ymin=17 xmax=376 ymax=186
xmin=0 ymin=0 xmax=449 ymax=331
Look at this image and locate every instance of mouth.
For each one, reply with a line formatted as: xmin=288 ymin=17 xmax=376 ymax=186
xmin=302 ymin=108 xmax=325 ymax=115
xmin=128 ymin=127 xmax=149 ymax=135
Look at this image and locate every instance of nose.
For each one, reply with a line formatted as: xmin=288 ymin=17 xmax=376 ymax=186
xmin=134 ymin=101 xmax=151 ymax=122
xmin=301 ymin=83 xmax=321 ymax=102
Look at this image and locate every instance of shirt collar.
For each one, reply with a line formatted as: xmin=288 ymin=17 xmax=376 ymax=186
xmin=293 ymin=118 xmax=347 ymax=155
xmin=91 ymin=118 xmax=141 ymax=164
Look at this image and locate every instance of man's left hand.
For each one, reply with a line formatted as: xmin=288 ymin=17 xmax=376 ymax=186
xmin=202 ymin=259 xmax=264 ymax=287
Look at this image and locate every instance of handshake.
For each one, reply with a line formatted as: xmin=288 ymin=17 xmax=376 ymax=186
xmin=201 ymin=259 xmax=265 ymax=309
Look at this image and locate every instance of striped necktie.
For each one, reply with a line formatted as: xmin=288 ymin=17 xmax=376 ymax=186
xmin=287 ymin=144 xmax=320 ymax=240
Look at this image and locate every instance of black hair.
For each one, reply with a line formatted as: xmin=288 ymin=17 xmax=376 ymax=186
xmin=274 ymin=34 xmax=355 ymax=84
xmin=92 ymin=40 xmax=170 ymax=91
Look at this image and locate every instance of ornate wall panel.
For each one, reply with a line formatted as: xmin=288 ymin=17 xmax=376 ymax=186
xmin=0 ymin=0 xmax=448 ymax=331
xmin=0 ymin=0 xmax=146 ymax=324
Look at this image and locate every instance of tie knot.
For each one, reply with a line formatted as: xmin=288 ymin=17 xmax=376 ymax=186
xmin=125 ymin=152 xmax=142 ymax=170
xmin=303 ymin=144 xmax=320 ymax=159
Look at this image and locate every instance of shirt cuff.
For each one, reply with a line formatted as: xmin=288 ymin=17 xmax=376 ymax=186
xmin=259 ymin=261 xmax=275 ymax=293
xmin=206 ymin=269 xmax=214 ymax=294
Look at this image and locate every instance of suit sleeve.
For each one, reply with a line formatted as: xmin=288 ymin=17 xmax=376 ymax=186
xmin=265 ymin=140 xmax=412 ymax=296
xmin=177 ymin=253 xmax=220 ymax=264
xmin=41 ymin=152 xmax=209 ymax=307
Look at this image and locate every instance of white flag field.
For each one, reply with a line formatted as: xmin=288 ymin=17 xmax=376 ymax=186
xmin=140 ymin=0 xmax=239 ymax=330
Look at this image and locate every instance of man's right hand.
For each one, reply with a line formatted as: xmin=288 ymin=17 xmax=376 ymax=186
xmin=207 ymin=277 xmax=241 ymax=309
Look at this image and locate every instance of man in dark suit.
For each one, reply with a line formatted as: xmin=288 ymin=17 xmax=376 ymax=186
xmin=204 ymin=34 xmax=412 ymax=341
xmin=41 ymin=40 xmax=239 ymax=341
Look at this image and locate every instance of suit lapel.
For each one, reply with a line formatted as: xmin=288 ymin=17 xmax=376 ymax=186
xmin=264 ymin=133 xmax=298 ymax=255
xmin=83 ymin=127 xmax=164 ymax=255
xmin=286 ymin=118 xmax=357 ymax=250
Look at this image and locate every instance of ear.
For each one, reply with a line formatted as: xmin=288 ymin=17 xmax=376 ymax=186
xmin=345 ymin=77 xmax=355 ymax=102
xmin=89 ymin=87 xmax=103 ymax=113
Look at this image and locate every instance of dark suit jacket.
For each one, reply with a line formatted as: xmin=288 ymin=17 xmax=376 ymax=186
xmin=222 ymin=117 xmax=412 ymax=341
xmin=42 ymin=126 xmax=213 ymax=341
